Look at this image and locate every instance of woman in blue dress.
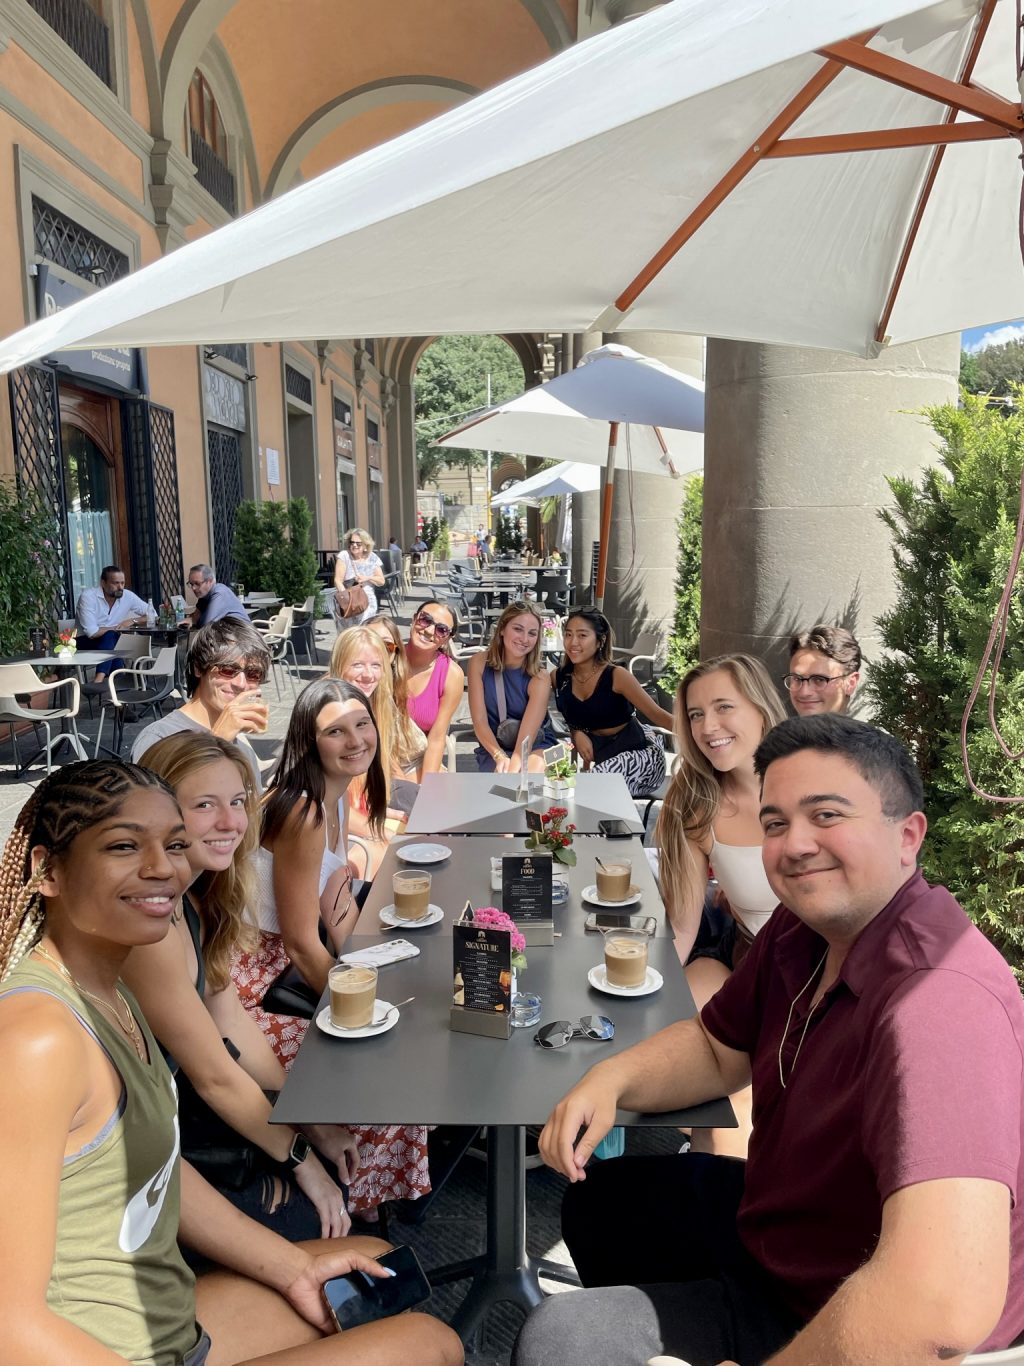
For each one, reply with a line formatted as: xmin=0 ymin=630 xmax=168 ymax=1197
xmin=469 ymin=602 xmax=557 ymax=773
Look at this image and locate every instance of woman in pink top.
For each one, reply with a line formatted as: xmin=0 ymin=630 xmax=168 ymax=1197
xmin=405 ymin=602 xmax=465 ymax=774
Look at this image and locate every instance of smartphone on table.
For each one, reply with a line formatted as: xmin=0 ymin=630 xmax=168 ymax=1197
xmin=597 ymin=818 xmax=633 ymax=838
xmin=321 ymin=1244 xmax=431 ymax=1331
xmin=585 ymin=912 xmax=657 ymax=936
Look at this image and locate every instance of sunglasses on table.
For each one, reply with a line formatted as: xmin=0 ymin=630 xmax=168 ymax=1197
xmin=211 ymin=662 xmax=266 ymax=684
xmin=534 ymin=1015 xmax=615 ymax=1049
xmin=414 ymin=611 xmax=453 ymax=641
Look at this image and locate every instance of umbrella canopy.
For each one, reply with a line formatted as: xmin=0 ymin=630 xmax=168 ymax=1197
xmin=490 ymin=461 xmax=602 ymax=508
xmin=438 ymin=345 xmax=705 ymax=479
xmin=0 ymin=0 xmax=1017 ymax=370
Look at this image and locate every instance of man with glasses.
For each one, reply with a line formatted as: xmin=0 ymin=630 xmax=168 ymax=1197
xmin=132 ymin=619 xmax=271 ymax=790
xmin=784 ymin=624 xmax=861 ymax=716
xmin=187 ymin=563 xmax=249 ymax=628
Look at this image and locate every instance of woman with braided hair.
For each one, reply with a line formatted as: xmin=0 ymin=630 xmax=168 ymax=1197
xmin=0 ymin=760 xmax=462 ymax=1366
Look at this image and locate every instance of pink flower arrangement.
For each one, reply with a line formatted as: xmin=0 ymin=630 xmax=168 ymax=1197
xmin=471 ymin=906 xmax=527 ymax=970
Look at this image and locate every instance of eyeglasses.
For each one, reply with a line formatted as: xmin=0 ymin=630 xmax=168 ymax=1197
xmin=534 ymin=1015 xmax=615 ymax=1049
xmin=211 ymin=662 xmax=266 ymax=684
xmin=377 ymin=638 xmax=398 ymax=655
xmin=782 ymin=671 xmax=854 ymax=692
xmin=187 ymin=579 xmax=206 ymax=591
xmin=414 ymin=611 xmax=453 ymax=642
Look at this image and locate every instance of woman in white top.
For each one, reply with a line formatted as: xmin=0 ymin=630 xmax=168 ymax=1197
xmin=334 ymin=527 xmax=386 ymax=629
xmin=656 ymin=653 xmax=785 ymax=1156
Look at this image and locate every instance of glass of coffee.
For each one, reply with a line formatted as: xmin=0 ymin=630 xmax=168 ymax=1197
xmin=392 ymin=870 xmax=431 ymax=920
xmin=596 ymin=857 xmax=632 ymax=902
xmin=329 ymin=962 xmax=379 ymax=1029
xmin=604 ymin=928 xmax=649 ymax=989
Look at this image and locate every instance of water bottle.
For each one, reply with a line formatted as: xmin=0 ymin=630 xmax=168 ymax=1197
xmin=146 ymin=598 xmax=157 ymax=627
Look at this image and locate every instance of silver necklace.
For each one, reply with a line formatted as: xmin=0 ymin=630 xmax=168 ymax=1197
xmin=778 ymin=949 xmax=829 ymax=1090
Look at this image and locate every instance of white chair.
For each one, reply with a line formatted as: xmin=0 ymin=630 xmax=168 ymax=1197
xmin=0 ymin=662 xmax=84 ymax=774
xmin=257 ymin=607 xmax=298 ymax=701
xmin=93 ymin=647 xmax=178 ymax=759
xmin=612 ymin=628 xmax=664 ymax=681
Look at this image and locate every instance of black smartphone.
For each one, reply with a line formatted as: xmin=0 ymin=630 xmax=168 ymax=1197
xmin=585 ymin=912 xmax=657 ymax=936
xmin=597 ymin=818 xmax=633 ymax=838
xmin=321 ymin=1245 xmax=431 ymax=1331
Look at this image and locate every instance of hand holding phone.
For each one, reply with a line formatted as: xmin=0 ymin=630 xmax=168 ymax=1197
xmin=321 ymin=1244 xmax=431 ymax=1331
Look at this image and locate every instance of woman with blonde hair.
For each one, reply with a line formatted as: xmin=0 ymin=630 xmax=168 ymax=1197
xmin=127 ymin=731 xmax=357 ymax=1240
xmin=469 ymin=601 xmax=557 ymax=772
xmin=656 ymin=652 xmax=785 ymax=1156
xmin=333 ymin=527 xmax=386 ymax=629
xmin=328 ymin=627 xmax=419 ymax=874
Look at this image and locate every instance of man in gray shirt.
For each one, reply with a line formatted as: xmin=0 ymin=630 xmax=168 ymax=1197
xmin=188 ymin=563 xmax=249 ymax=627
xmin=133 ymin=618 xmax=271 ymax=790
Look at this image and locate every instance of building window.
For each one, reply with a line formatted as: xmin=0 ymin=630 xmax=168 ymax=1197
xmin=188 ymin=71 xmax=237 ymax=214
xmin=27 ymin=0 xmax=111 ymax=87
xmin=32 ymin=198 xmax=129 ymax=285
xmin=368 ymin=472 xmax=383 ymax=547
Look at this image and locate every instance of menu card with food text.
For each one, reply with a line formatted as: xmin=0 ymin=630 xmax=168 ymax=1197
xmin=502 ymin=853 xmax=554 ymax=946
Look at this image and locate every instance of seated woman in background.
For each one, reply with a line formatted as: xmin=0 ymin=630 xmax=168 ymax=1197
xmin=551 ymin=606 xmax=672 ymax=797
xmin=469 ymin=602 xmax=557 ymax=773
xmin=0 ymin=760 xmax=458 ymax=1366
xmin=404 ymin=601 xmax=465 ymax=774
xmin=333 ymin=527 xmax=386 ymax=630
xmin=129 ymin=732 xmax=357 ymax=1240
xmin=366 ymin=616 xmax=427 ymax=775
xmin=329 ymin=628 xmax=418 ymax=876
xmin=231 ymin=678 xmax=431 ymax=1215
xmin=655 ymin=652 xmax=786 ymax=1157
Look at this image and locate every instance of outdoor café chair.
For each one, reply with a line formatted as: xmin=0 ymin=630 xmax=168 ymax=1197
xmin=0 ymin=662 xmax=83 ymax=775
xmin=257 ymin=607 xmax=299 ymax=702
xmin=612 ymin=628 xmax=664 ymax=684
xmin=93 ymin=647 xmax=177 ymax=759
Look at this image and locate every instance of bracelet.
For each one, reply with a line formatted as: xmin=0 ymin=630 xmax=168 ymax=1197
xmin=493 ymin=750 xmax=504 ymax=763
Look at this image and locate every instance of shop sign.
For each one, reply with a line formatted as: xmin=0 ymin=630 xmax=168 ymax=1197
xmin=36 ymin=265 xmax=140 ymax=393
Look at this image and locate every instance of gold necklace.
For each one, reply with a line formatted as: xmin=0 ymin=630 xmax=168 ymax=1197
xmin=33 ymin=945 xmax=145 ymax=1060
xmin=778 ymin=949 xmax=829 ymax=1090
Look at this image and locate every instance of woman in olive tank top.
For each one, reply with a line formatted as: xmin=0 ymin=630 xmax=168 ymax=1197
xmin=0 ymin=760 xmax=461 ymax=1366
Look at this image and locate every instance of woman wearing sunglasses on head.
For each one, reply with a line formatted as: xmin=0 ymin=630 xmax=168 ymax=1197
xmin=364 ymin=618 xmax=427 ymax=778
xmin=404 ymin=602 xmax=465 ymax=775
xmin=333 ymin=528 xmax=386 ymax=630
xmin=469 ymin=602 xmax=557 ymax=773
xmin=133 ymin=618 xmax=271 ymax=792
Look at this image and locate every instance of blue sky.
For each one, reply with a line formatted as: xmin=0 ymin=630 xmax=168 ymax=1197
xmin=963 ymin=320 xmax=1024 ymax=353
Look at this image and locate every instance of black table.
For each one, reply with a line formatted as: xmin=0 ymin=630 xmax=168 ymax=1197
xmin=357 ymin=834 xmax=670 ymax=938
xmin=273 ymin=934 xmax=732 ymax=1344
xmin=405 ymin=772 xmax=643 ymax=836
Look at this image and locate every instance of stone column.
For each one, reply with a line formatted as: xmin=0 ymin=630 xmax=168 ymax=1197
xmin=701 ymin=336 xmax=961 ymax=681
xmin=385 ymin=379 xmax=419 ymax=545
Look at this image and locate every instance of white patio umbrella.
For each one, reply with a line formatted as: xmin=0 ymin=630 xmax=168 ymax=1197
xmin=490 ymin=462 xmax=602 ymax=508
xmin=441 ymin=344 xmax=704 ymax=605
xmin=0 ymin=0 xmax=1018 ymax=369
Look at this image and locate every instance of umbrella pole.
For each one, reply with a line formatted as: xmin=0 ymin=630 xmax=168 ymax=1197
xmin=594 ymin=422 xmax=618 ymax=610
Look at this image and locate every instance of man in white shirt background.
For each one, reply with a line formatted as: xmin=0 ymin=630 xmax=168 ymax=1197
xmin=75 ymin=564 xmax=149 ymax=682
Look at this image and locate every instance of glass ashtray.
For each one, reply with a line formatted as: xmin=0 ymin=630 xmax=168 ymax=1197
xmin=510 ymin=991 xmax=543 ymax=1028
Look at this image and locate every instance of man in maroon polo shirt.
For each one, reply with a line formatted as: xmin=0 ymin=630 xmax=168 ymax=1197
xmin=515 ymin=715 xmax=1024 ymax=1366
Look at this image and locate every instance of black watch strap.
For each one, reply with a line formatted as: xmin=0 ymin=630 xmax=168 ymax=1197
xmin=285 ymin=1133 xmax=311 ymax=1169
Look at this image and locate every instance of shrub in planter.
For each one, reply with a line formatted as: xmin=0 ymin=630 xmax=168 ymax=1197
xmin=232 ymin=498 xmax=319 ymax=604
xmin=0 ymin=477 xmax=66 ymax=653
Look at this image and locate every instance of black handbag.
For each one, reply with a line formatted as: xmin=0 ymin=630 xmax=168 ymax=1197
xmin=261 ymin=962 xmax=321 ymax=1019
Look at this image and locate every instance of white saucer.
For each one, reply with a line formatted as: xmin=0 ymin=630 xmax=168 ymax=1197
xmin=316 ymin=1000 xmax=401 ymax=1038
xmin=379 ymin=903 xmax=444 ymax=929
xmin=396 ymin=842 xmax=452 ymax=864
xmin=587 ymin=964 xmax=663 ymax=997
xmin=581 ymin=884 xmax=642 ymax=909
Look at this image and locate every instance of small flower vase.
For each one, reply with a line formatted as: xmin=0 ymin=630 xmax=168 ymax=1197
xmin=55 ymin=647 xmax=73 ymax=660
xmin=544 ymin=775 xmax=575 ymax=800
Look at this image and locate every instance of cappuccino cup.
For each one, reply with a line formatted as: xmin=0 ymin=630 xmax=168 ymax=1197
xmin=392 ymin=870 xmax=431 ymax=920
xmin=604 ymin=929 xmax=649 ymax=989
xmin=596 ymin=858 xmax=632 ymax=902
xmin=329 ymin=962 xmax=378 ymax=1029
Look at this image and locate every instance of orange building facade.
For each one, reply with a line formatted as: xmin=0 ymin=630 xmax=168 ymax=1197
xmin=0 ymin=0 xmax=595 ymax=610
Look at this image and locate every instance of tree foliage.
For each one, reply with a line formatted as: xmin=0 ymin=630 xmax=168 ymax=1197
xmin=960 ymin=339 xmax=1024 ymax=396
xmin=232 ymin=498 xmax=319 ymax=604
xmin=867 ymin=392 xmax=1024 ymax=979
xmin=0 ymin=477 xmax=67 ymax=651
xmin=414 ymin=335 xmax=524 ymax=489
xmin=663 ymin=475 xmax=703 ymax=689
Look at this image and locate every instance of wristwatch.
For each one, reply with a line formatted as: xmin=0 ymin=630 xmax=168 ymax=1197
xmin=285 ymin=1133 xmax=311 ymax=1169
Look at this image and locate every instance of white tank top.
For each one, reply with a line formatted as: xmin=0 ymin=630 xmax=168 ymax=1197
xmin=709 ymin=832 xmax=778 ymax=937
xmin=253 ymin=797 xmax=347 ymax=934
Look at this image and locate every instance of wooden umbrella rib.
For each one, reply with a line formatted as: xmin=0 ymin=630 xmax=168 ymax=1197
xmin=767 ymin=121 xmax=1009 ymax=157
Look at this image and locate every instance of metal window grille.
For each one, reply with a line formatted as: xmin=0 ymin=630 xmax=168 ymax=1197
xmin=32 ymin=198 xmax=129 ymax=284
xmin=27 ymin=0 xmax=111 ymax=87
xmin=190 ymin=129 xmax=237 ymax=215
xmin=207 ymin=426 xmax=243 ymax=584
xmin=333 ymin=397 xmax=352 ymax=426
xmin=366 ymin=418 xmax=380 ymax=442
xmin=123 ymin=400 xmax=185 ymax=602
xmin=8 ymin=363 xmax=73 ymax=620
xmin=285 ymin=365 xmax=312 ymax=406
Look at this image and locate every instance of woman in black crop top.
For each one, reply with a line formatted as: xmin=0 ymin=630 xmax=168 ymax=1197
xmin=551 ymin=607 xmax=673 ymax=796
